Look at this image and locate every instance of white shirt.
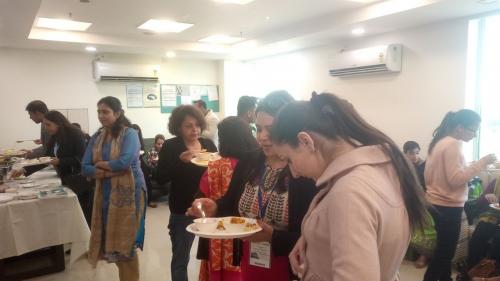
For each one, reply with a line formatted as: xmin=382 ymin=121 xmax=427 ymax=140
xmin=202 ymin=110 xmax=219 ymax=146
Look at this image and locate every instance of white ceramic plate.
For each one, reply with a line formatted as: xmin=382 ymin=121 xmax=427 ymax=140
xmin=489 ymin=203 xmax=500 ymax=211
xmin=0 ymin=193 xmax=15 ymax=204
xmin=18 ymin=179 xmax=34 ymax=184
xmin=190 ymin=154 xmax=222 ymax=167
xmin=19 ymin=183 xmax=39 ymax=188
xmin=17 ymin=191 xmax=38 ymax=200
xmin=21 ymin=158 xmax=53 ymax=167
xmin=0 ymin=150 xmax=26 ymax=157
xmin=186 ymin=217 xmax=262 ymax=239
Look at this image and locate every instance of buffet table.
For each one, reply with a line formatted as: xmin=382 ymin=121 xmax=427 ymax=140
xmin=0 ymin=167 xmax=90 ymax=279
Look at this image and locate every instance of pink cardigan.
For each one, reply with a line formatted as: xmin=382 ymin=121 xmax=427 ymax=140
xmin=424 ymin=136 xmax=485 ymax=207
xmin=301 ymin=145 xmax=410 ymax=281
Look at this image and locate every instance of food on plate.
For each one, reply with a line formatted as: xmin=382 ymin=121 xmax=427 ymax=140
xmin=12 ymin=174 xmax=26 ymax=180
xmin=24 ymin=159 xmax=40 ymax=165
xmin=230 ymin=217 xmax=246 ymax=224
xmin=244 ymin=222 xmax=259 ymax=231
xmin=39 ymin=156 xmax=52 ymax=162
xmin=216 ymin=220 xmax=226 ymax=231
xmin=195 ymin=151 xmax=211 ymax=161
xmin=1 ymin=149 xmax=20 ymax=156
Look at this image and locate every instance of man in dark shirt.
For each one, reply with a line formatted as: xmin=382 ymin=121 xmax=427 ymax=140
xmin=25 ymin=100 xmax=49 ymax=159
xmin=403 ymin=140 xmax=426 ymax=188
xmin=237 ymin=95 xmax=258 ymax=137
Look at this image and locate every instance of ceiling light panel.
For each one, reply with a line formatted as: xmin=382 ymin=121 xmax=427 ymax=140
xmin=199 ymin=35 xmax=245 ymax=45
xmin=348 ymin=0 xmax=380 ymax=3
xmin=213 ymin=0 xmax=255 ymax=4
xmin=137 ymin=19 xmax=194 ymax=33
xmin=36 ymin=17 xmax=92 ymax=31
xmin=351 ymin=28 xmax=365 ymax=35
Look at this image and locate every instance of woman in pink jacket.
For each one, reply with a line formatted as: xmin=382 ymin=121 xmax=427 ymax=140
xmin=270 ymin=92 xmax=428 ymax=281
xmin=423 ymin=109 xmax=496 ymax=281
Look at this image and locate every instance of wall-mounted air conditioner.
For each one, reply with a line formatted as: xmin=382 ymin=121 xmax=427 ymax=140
xmin=93 ymin=60 xmax=160 ymax=82
xmin=329 ymin=44 xmax=402 ymax=77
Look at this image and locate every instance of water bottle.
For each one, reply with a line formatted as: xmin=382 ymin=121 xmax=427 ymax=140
xmin=468 ymin=177 xmax=483 ymax=200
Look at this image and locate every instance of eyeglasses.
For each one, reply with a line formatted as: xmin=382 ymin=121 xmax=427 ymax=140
xmin=465 ymin=127 xmax=478 ymax=135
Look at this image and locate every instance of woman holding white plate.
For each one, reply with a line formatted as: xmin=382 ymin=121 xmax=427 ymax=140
xmin=188 ymin=91 xmax=316 ymax=281
xmin=11 ymin=110 xmax=86 ymax=182
xmin=156 ymin=104 xmax=217 ymax=281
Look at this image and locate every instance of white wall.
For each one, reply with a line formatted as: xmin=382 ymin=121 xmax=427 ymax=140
xmin=226 ymin=18 xmax=470 ymax=155
xmin=0 ymin=48 xmax=221 ymax=149
xmin=0 ymin=17 xmax=473 ymax=153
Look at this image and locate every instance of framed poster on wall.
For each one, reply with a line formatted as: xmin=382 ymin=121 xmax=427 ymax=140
xmin=126 ymin=84 xmax=144 ymax=108
xmin=160 ymin=84 xmax=219 ymax=113
xmin=143 ymin=84 xmax=160 ymax=107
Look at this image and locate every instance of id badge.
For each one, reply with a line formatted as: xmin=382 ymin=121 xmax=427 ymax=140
xmin=249 ymin=242 xmax=271 ymax=269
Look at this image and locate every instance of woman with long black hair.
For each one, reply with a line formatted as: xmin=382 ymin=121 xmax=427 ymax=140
xmin=197 ymin=116 xmax=259 ymax=281
xmin=12 ymin=110 xmax=86 ymax=182
xmin=11 ymin=110 xmax=91 ymax=223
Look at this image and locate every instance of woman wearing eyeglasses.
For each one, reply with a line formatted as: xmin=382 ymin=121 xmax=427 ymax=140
xmin=423 ymin=109 xmax=496 ymax=281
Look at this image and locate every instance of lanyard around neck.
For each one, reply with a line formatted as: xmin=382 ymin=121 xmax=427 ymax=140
xmin=257 ymin=165 xmax=279 ymax=219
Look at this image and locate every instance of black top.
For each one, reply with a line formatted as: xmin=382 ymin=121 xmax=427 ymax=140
xmin=28 ymin=124 xmax=51 ymax=159
xmin=156 ymin=137 xmax=217 ymax=214
xmin=24 ymin=128 xmax=86 ymax=184
xmin=216 ymin=150 xmax=317 ymax=258
xmin=416 ymin=161 xmax=426 ymax=191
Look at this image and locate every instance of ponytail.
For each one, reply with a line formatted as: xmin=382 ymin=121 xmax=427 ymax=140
xmin=428 ymin=109 xmax=481 ymax=154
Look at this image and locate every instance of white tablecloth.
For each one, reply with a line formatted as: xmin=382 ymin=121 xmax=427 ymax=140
xmin=0 ymin=168 xmax=90 ymax=266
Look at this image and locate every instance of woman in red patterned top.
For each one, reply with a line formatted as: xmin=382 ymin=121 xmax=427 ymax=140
xmin=189 ymin=91 xmax=317 ymax=281
xmin=197 ymin=117 xmax=258 ymax=281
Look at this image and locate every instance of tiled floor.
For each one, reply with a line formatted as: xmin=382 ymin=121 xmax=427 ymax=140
xmin=28 ymin=203 xmax=426 ymax=281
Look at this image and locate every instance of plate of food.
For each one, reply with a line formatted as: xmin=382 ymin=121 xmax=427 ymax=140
xmin=0 ymin=149 xmax=26 ymax=157
xmin=20 ymin=157 xmax=53 ymax=167
xmin=12 ymin=175 xmax=27 ymax=181
xmin=19 ymin=182 xmax=39 ymax=188
xmin=18 ymin=179 xmax=34 ymax=184
xmin=186 ymin=216 xmax=262 ymax=239
xmin=489 ymin=203 xmax=500 ymax=211
xmin=190 ymin=152 xmax=221 ymax=167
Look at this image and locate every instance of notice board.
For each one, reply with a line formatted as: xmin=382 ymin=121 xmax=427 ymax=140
xmin=160 ymin=84 xmax=219 ymax=113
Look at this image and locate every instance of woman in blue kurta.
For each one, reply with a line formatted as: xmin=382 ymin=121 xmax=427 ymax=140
xmin=82 ymin=96 xmax=146 ymax=281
